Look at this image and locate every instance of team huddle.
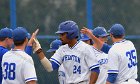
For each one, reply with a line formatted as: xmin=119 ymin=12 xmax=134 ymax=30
xmin=0 ymin=20 xmax=139 ymax=84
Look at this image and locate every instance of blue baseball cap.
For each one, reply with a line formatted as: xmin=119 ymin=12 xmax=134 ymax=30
xmin=13 ymin=27 xmax=29 ymax=41
xmin=93 ymin=27 xmax=109 ymax=37
xmin=27 ymin=33 xmax=31 ymax=39
xmin=47 ymin=39 xmax=62 ymax=52
xmin=108 ymin=24 xmax=125 ymax=36
xmin=80 ymin=33 xmax=90 ymax=41
xmin=0 ymin=27 xmax=13 ymax=38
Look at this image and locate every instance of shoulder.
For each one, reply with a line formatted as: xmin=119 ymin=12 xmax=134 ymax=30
xmin=78 ymin=41 xmax=92 ymax=48
xmin=0 ymin=46 xmax=8 ymax=55
xmin=20 ymin=51 xmax=34 ymax=64
xmin=58 ymin=44 xmax=68 ymax=49
xmin=13 ymin=51 xmax=33 ymax=61
xmin=2 ymin=51 xmax=10 ymax=58
xmin=56 ymin=44 xmax=68 ymax=52
xmin=126 ymin=40 xmax=134 ymax=45
xmin=22 ymin=51 xmax=32 ymax=60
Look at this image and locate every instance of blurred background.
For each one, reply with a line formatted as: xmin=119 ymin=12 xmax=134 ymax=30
xmin=0 ymin=0 xmax=140 ymax=83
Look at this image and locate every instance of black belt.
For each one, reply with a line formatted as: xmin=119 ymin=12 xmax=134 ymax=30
xmin=125 ymin=79 xmax=136 ymax=82
xmin=125 ymin=79 xmax=128 ymax=82
xmin=70 ymin=80 xmax=86 ymax=84
xmin=78 ymin=81 xmax=85 ymax=83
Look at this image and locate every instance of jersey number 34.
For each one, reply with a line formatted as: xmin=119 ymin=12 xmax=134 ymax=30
xmin=3 ymin=62 xmax=16 ymax=80
xmin=126 ymin=50 xmax=137 ymax=68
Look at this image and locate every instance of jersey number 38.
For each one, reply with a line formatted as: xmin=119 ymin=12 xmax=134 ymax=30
xmin=3 ymin=62 xmax=16 ymax=80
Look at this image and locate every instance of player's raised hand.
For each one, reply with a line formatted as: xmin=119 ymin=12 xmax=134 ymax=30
xmin=28 ymin=29 xmax=39 ymax=46
xmin=32 ymin=38 xmax=41 ymax=54
xmin=80 ymin=27 xmax=93 ymax=38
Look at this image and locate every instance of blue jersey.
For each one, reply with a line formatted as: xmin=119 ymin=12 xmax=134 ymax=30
xmin=0 ymin=46 xmax=9 ymax=84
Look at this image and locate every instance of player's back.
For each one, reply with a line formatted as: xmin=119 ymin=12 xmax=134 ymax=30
xmin=2 ymin=50 xmax=37 ymax=84
xmin=108 ymin=40 xmax=137 ymax=84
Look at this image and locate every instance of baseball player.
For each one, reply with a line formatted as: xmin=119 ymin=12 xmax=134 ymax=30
xmin=0 ymin=27 xmax=38 ymax=84
xmin=81 ymin=27 xmax=111 ymax=54
xmin=33 ymin=20 xmax=100 ymax=84
xmin=46 ymin=39 xmax=66 ymax=84
xmin=81 ymin=27 xmax=109 ymax=84
xmin=2 ymin=27 xmax=37 ymax=84
xmin=106 ymin=24 xmax=139 ymax=84
xmin=80 ymin=33 xmax=93 ymax=45
xmin=0 ymin=28 xmax=13 ymax=83
xmin=81 ymin=24 xmax=139 ymax=84
xmin=92 ymin=27 xmax=109 ymax=84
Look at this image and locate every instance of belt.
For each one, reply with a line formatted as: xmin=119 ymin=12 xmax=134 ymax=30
xmin=70 ymin=80 xmax=87 ymax=84
xmin=125 ymin=79 xmax=136 ymax=82
xmin=78 ymin=81 xmax=85 ymax=83
xmin=125 ymin=79 xmax=128 ymax=82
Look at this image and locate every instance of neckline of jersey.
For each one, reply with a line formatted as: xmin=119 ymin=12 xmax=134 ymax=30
xmin=11 ymin=49 xmax=24 ymax=51
xmin=69 ymin=40 xmax=80 ymax=49
xmin=113 ymin=39 xmax=126 ymax=45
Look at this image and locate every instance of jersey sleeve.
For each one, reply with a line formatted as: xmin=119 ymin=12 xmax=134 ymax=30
xmin=0 ymin=48 xmax=8 ymax=62
xmin=107 ymin=48 xmax=119 ymax=74
xmin=50 ymin=48 xmax=63 ymax=67
xmin=22 ymin=57 xmax=37 ymax=83
xmin=101 ymin=43 xmax=111 ymax=54
xmin=85 ymin=46 xmax=100 ymax=71
xmin=25 ymin=46 xmax=32 ymax=55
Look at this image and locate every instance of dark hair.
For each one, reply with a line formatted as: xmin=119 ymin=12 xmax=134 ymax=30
xmin=66 ymin=32 xmax=78 ymax=39
xmin=95 ymin=35 xmax=99 ymax=38
xmin=112 ymin=35 xmax=124 ymax=38
xmin=14 ymin=38 xmax=26 ymax=46
xmin=0 ymin=37 xmax=6 ymax=41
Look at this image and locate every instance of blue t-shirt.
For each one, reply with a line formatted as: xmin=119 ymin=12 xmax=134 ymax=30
xmin=0 ymin=46 xmax=9 ymax=84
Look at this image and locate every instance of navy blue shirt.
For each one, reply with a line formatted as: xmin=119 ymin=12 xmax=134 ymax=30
xmin=0 ymin=46 xmax=8 ymax=84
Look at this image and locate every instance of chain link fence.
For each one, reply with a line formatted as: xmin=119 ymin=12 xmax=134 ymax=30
xmin=1 ymin=0 xmax=140 ymax=83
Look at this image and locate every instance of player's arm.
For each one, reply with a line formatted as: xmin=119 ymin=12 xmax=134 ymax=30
xmin=23 ymin=57 xmax=37 ymax=84
xmin=106 ymin=81 xmax=111 ymax=84
xmin=33 ymin=38 xmax=55 ymax=72
xmin=81 ymin=27 xmax=111 ymax=53
xmin=1 ymin=48 xmax=8 ymax=55
xmin=100 ymin=43 xmax=111 ymax=54
xmin=26 ymin=80 xmax=36 ymax=84
xmin=89 ymin=67 xmax=100 ymax=84
xmin=27 ymin=29 xmax=39 ymax=46
xmin=86 ymin=46 xmax=100 ymax=84
xmin=36 ymin=50 xmax=54 ymax=72
xmin=25 ymin=29 xmax=39 ymax=55
xmin=81 ymin=27 xmax=104 ymax=50
xmin=106 ymin=47 xmax=119 ymax=84
xmin=106 ymin=73 xmax=118 ymax=84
